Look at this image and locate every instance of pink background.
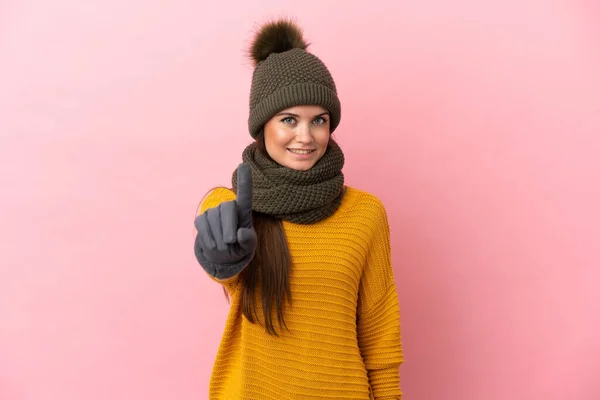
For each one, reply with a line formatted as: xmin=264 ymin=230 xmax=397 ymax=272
xmin=1 ymin=1 xmax=599 ymax=399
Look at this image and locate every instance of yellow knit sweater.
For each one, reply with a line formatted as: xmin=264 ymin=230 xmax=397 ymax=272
xmin=199 ymin=186 xmax=404 ymax=399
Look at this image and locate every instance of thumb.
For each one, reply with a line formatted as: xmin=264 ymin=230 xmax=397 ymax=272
xmin=237 ymin=227 xmax=257 ymax=254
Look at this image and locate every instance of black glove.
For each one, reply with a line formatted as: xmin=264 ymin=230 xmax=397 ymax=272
xmin=194 ymin=163 xmax=257 ymax=280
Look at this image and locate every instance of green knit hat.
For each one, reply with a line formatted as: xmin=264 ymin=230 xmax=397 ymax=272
xmin=247 ymin=19 xmax=341 ymax=139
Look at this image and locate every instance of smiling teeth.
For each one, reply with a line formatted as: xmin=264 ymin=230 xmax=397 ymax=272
xmin=289 ymin=149 xmax=313 ymax=154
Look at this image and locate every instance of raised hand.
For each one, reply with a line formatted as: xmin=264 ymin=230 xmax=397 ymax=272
xmin=194 ymin=163 xmax=257 ymax=280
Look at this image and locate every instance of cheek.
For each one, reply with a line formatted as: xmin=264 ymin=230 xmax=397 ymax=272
xmin=316 ymin=131 xmax=330 ymax=149
xmin=265 ymin=127 xmax=291 ymax=151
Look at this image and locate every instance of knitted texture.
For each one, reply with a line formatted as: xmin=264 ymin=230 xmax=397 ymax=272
xmin=231 ymin=140 xmax=345 ymax=224
xmin=200 ymin=186 xmax=404 ymax=400
xmin=248 ymin=48 xmax=341 ymax=138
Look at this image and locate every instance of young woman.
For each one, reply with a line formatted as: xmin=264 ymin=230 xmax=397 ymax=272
xmin=194 ymin=18 xmax=404 ymax=400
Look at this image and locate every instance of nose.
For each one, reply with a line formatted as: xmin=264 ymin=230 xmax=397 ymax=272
xmin=295 ymin=122 xmax=314 ymax=144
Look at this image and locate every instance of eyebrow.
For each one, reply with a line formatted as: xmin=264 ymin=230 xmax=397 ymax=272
xmin=275 ymin=111 xmax=330 ymax=118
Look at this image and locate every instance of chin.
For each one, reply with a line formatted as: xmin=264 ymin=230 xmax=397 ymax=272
xmin=286 ymin=161 xmax=314 ymax=171
xmin=272 ymin=150 xmax=323 ymax=171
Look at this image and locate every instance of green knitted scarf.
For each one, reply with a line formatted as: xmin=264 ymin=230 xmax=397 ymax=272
xmin=231 ymin=140 xmax=345 ymax=224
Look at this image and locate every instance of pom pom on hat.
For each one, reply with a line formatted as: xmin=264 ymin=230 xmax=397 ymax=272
xmin=248 ymin=19 xmax=309 ymax=66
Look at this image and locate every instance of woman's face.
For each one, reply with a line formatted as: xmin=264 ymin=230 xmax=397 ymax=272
xmin=263 ymin=105 xmax=331 ymax=171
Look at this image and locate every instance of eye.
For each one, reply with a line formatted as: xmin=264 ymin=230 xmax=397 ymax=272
xmin=281 ymin=117 xmax=296 ymax=124
xmin=313 ymin=116 xmax=328 ymax=125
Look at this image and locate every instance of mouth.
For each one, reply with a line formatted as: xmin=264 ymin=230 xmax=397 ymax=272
xmin=287 ymin=148 xmax=316 ymax=155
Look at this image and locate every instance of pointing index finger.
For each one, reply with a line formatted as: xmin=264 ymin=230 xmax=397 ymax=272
xmin=236 ymin=163 xmax=253 ymax=228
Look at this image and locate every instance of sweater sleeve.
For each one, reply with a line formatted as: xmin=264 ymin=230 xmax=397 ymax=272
xmin=357 ymin=197 xmax=404 ymax=400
